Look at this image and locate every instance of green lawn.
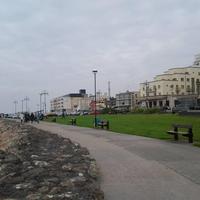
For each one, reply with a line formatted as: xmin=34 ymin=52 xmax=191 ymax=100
xmin=45 ymin=114 xmax=200 ymax=142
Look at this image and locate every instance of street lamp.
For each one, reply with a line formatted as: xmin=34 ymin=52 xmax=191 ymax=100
xmin=24 ymin=96 xmax=29 ymax=112
xmin=40 ymin=90 xmax=48 ymax=114
xmin=145 ymin=80 xmax=149 ymax=108
xmin=21 ymin=99 xmax=24 ymax=113
xmin=13 ymin=100 xmax=18 ymax=114
xmin=39 ymin=93 xmax=42 ymax=112
xmin=93 ymin=70 xmax=98 ymax=127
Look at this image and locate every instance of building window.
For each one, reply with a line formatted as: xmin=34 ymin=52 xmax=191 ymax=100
xmin=173 ymin=78 xmax=177 ymax=81
xmin=187 ymin=78 xmax=190 ymax=82
xmin=181 ymin=85 xmax=184 ymax=89
xmin=198 ymin=72 xmax=200 ymax=75
xmin=187 ymin=85 xmax=190 ymax=92
xmin=158 ymin=85 xmax=160 ymax=89
xmin=170 ymin=85 xmax=174 ymax=88
xmin=181 ymin=78 xmax=184 ymax=81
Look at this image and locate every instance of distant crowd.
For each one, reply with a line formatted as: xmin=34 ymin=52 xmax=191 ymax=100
xmin=20 ymin=112 xmax=44 ymax=124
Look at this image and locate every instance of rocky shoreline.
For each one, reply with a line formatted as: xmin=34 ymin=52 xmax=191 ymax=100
xmin=0 ymin=119 xmax=104 ymax=200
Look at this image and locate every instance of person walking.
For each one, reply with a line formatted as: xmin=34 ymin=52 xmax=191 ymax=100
xmin=30 ymin=113 xmax=35 ymax=123
xmin=20 ymin=113 xmax=24 ymax=124
xmin=35 ymin=112 xmax=40 ymax=124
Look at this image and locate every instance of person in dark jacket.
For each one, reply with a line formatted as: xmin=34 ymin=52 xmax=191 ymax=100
xmin=30 ymin=113 xmax=35 ymax=123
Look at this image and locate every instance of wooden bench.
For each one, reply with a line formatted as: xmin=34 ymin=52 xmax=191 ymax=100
xmin=69 ymin=118 xmax=76 ymax=125
xmin=52 ymin=117 xmax=57 ymax=122
xmin=167 ymin=124 xmax=193 ymax=143
xmin=96 ymin=119 xmax=109 ymax=130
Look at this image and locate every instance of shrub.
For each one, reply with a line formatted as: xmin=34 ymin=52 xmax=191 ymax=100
xmin=132 ymin=108 xmax=161 ymax=114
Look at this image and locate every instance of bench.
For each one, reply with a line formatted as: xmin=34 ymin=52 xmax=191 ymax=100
xmin=96 ymin=119 xmax=109 ymax=130
xmin=52 ymin=117 xmax=57 ymax=122
xmin=167 ymin=124 xmax=193 ymax=143
xmin=69 ymin=118 xmax=76 ymax=125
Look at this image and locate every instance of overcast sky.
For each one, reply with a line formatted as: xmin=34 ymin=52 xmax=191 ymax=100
xmin=1 ymin=0 xmax=200 ymax=113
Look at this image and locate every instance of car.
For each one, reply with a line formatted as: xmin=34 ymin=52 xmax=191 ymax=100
xmin=12 ymin=114 xmax=19 ymax=119
xmin=44 ymin=112 xmax=58 ymax=117
xmin=80 ymin=111 xmax=89 ymax=115
xmin=70 ymin=111 xmax=80 ymax=116
xmin=172 ymin=106 xmax=188 ymax=113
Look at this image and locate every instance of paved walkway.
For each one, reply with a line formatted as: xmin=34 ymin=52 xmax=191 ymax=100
xmin=33 ymin=122 xmax=200 ymax=200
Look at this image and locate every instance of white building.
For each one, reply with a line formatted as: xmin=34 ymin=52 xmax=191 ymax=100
xmin=139 ymin=54 xmax=200 ymax=109
xmin=50 ymin=89 xmax=91 ymax=114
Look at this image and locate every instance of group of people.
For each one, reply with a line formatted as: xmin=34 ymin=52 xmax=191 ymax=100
xmin=20 ymin=112 xmax=42 ymax=124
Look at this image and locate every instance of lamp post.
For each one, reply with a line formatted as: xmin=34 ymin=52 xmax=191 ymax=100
xmin=39 ymin=93 xmax=42 ymax=112
xmin=43 ymin=90 xmax=48 ymax=114
xmin=145 ymin=80 xmax=149 ymax=108
xmin=40 ymin=90 xmax=48 ymax=114
xmin=92 ymin=70 xmax=98 ymax=127
xmin=13 ymin=100 xmax=18 ymax=114
xmin=21 ymin=99 xmax=24 ymax=113
xmin=24 ymin=96 xmax=29 ymax=112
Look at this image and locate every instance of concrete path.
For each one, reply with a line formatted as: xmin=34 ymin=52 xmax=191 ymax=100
xmin=33 ymin=122 xmax=200 ymax=200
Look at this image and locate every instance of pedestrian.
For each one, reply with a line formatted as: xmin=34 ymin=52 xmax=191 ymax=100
xmin=35 ymin=112 xmax=40 ymax=124
xmin=19 ymin=113 xmax=24 ymax=124
xmin=30 ymin=113 xmax=35 ymax=123
xmin=24 ymin=113 xmax=30 ymax=123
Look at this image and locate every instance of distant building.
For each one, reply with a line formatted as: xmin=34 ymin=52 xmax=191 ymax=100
xmin=139 ymin=54 xmax=200 ymax=109
xmin=50 ymin=89 xmax=91 ymax=114
xmin=106 ymin=97 xmax=116 ymax=109
xmin=89 ymin=91 xmax=110 ymax=112
xmin=115 ymin=91 xmax=139 ymax=111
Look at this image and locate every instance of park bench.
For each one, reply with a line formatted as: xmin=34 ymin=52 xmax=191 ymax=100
xmin=96 ymin=118 xmax=109 ymax=130
xmin=167 ymin=124 xmax=193 ymax=143
xmin=52 ymin=118 xmax=57 ymax=122
xmin=69 ymin=118 xmax=76 ymax=125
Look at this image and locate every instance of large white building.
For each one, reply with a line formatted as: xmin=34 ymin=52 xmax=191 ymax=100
xmin=50 ymin=89 xmax=91 ymax=114
xmin=140 ymin=54 xmax=200 ymax=109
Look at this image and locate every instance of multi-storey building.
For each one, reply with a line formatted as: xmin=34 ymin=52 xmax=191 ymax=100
xmin=50 ymin=89 xmax=91 ymax=114
xmin=115 ymin=91 xmax=139 ymax=111
xmin=139 ymin=54 xmax=200 ymax=109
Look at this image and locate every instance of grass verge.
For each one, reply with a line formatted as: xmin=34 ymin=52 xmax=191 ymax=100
xmin=45 ymin=114 xmax=200 ymax=143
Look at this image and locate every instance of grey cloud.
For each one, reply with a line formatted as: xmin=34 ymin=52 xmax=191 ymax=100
xmin=0 ymin=0 xmax=200 ymax=112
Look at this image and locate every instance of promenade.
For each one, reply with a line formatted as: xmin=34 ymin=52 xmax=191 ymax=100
xmin=33 ymin=122 xmax=200 ymax=200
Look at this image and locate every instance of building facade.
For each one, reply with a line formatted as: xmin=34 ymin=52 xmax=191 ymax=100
xmin=50 ymin=89 xmax=91 ymax=114
xmin=139 ymin=54 xmax=200 ymax=109
xmin=115 ymin=91 xmax=139 ymax=111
